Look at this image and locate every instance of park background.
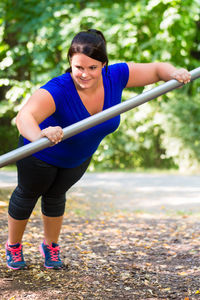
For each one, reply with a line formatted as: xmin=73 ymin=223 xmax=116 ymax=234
xmin=1 ymin=2 xmax=200 ymax=299
xmin=0 ymin=0 xmax=200 ymax=172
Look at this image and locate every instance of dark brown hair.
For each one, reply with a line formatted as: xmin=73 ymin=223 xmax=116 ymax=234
xmin=66 ymin=29 xmax=108 ymax=72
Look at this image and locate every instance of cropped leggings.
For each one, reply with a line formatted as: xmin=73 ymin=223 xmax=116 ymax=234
xmin=8 ymin=152 xmax=91 ymax=220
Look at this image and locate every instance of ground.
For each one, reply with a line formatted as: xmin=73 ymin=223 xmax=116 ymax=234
xmin=0 ymin=175 xmax=200 ymax=300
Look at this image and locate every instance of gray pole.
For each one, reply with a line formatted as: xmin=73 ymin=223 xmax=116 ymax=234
xmin=0 ymin=67 xmax=200 ymax=168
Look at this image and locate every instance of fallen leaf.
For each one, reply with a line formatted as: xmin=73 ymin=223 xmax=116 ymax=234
xmin=124 ymin=287 xmax=131 ymax=291
xmin=178 ymin=271 xmax=188 ymax=276
xmin=0 ymin=201 xmax=8 ymax=207
xmin=195 ymin=290 xmax=200 ymax=294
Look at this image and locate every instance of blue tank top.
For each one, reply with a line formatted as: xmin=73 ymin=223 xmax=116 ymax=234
xmin=23 ymin=63 xmax=129 ymax=168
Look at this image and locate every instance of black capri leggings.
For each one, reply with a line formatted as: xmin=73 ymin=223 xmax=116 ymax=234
xmin=8 ymin=139 xmax=91 ymax=220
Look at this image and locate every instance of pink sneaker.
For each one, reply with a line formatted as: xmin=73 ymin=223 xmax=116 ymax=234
xmin=39 ymin=241 xmax=63 ymax=269
xmin=6 ymin=241 xmax=26 ymax=270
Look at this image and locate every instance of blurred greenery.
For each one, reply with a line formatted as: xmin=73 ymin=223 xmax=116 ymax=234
xmin=0 ymin=0 xmax=200 ymax=171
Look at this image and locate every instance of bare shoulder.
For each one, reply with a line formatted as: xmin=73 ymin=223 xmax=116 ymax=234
xmin=18 ymin=88 xmax=56 ymax=123
xmin=30 ymin=88 xmax=55 ymax=102
xmin=126 ymin=62 xmax=160 ymax=87
xmin=24 ymin=88 xmax=55 ymax=109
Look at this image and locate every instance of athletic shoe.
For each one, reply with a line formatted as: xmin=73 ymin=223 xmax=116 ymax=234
xmin=6 ymin=241 xmax=27 ymax=270
xmin=39 ymin=241 xmax=63 ymax=269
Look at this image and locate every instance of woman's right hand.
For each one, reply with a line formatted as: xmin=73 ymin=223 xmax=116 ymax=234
xmin=41 ymin=126 xmax=64 ymax=144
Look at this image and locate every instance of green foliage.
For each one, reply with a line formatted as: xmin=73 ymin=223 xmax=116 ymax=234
xmin=160 ymin=92 xmax=200 ymax=171
xmin=0 ymin=0 xmax=200 ymax=170
xmin=90 ymin=91 xmax=177 ymax=171
xmin=0 ymin=124 xmax=18 ymax=155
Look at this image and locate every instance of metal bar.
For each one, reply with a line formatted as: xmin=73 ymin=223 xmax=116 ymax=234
xmin=0 ymin=67 xmax=200 ymax=168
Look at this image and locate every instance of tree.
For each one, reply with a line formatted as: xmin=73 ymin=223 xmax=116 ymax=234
xmin=0 ymin=0 xmax=199 ymax=170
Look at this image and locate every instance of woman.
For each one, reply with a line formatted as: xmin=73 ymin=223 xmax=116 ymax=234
xmin=5 ymin=29 xmax=191 ymax=270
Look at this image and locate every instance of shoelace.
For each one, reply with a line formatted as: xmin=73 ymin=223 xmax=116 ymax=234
xmin=9 ymin=246 xmax=23 ymax=262
xmin=48 ymin=245 xmax=60 ymax=262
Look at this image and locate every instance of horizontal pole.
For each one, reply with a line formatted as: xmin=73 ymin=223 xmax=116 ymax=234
xmin=0 ymin=67 xmax=200 ymax=168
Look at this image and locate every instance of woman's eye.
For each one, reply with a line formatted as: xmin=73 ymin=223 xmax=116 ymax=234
xmin=90 ymin=66 xmax=97 ymax=70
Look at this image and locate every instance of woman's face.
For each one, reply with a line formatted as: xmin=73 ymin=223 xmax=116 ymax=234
xmin=70 ymin=53 xmax=105 ymax=90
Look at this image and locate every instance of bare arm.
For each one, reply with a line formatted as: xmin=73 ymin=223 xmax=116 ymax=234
xmin=16 ymin=89 xmax=63 ymax=143
xmin=126 ymin=62 xmax=191 ymax=88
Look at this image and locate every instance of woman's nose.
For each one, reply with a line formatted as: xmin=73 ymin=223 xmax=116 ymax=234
xmin=82 ymin=72 xmax=87 ymax=77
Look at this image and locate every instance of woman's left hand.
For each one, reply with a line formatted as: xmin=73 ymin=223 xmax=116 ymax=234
xmin=170 ymin=68 xmax=191 ymax=84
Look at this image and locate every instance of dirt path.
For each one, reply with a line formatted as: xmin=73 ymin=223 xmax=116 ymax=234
xmin=0 ymin=171 xmax=200 ymax=299
xmin=1 ymin=171 xmax=200 ymax=213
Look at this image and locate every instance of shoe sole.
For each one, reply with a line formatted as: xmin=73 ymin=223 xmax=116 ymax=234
xmin=7 ymin=263 xmax=26 ymax=270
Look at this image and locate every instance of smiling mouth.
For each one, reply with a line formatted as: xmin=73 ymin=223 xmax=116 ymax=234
xmin=80 ymin=78 xmax=91 ymax=82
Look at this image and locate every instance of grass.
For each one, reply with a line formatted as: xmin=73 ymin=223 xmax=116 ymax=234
xmin=1 ymin=163 xmax=200 ymax=176
xmin=0 ymin=165 xmax=17 ymax=172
